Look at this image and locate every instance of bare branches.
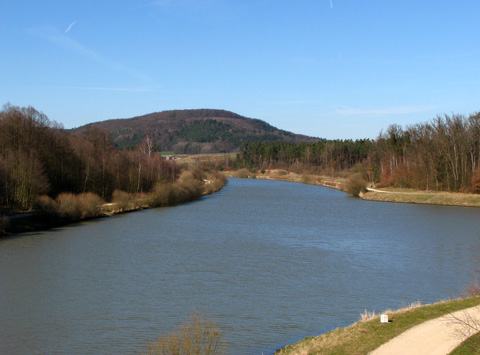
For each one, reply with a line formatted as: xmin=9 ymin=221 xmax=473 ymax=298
xmin=447 ymin=307 xmax=480 ymax=353
xmin=145 ymin=312 xmax=226 ymax=355
xmin=139 ymin=132 xmax=155 ymax=158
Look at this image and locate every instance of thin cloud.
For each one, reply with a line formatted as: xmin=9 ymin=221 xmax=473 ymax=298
xmin=27 ymin=25 xmax=153 ymax=83
xmin=330 ymin=0 xmax=333 ymax=9
xmin=336 ymin=105 xmax=436 ymax=116
xmin=65 ymin=21 xmax=77 ymax=34
xmin=28 ymin=25 xmax=105 ymax=63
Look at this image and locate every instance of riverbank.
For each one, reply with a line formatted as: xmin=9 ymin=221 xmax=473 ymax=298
xmin=0 ymin=174 xmax=227 ymax=236
xmin=1 ymin=202 xmax=152 ymax=236
xmin=223 ymin=169 xmax=480 ymax=208
xmin=276 ymin=297 xmax=480 ymax=355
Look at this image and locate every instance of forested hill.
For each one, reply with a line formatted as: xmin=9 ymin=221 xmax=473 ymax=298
xmin=72 ymin=109 xmax=322 ymax=154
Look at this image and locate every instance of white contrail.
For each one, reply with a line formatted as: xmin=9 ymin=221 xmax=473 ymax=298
xmin=65 ymin=21 xmax=77 ymax=34
xmin=330 ymin=0 xmax=333 ymax=8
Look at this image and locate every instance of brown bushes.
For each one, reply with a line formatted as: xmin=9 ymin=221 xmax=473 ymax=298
xmin=150 ymin=170 xmax=228 ymax=207
xmin=175 ymin=170 xmax=204 ymax=200
xmin=36 ymin=192 xmax=104 ymax=219
xmin=344 ymin=173 xmax=368 ymax=197
xmin=112 ymin=190 xmax=133 ymax=211
xmin=150 ymin=183 xmax=175 ymax=207
xmin=32 ymin=168 xmax=227 ymax=226
xmin=301 ymin=173 xmax=315 ymax=184
xmin=35 ymin=195 xmax=59 ymax=215
xmin=233 ymin=168 xmax=251 ymax=178
xmin=203 ymin=173 xmax=228 ymax=195
xmin=145 ymin=312 xmax=226 ymax=355
xmin=150 ymin=170 xmax=204 ymax=207
xmin=34 ymin=168 xmax=227 ymax=224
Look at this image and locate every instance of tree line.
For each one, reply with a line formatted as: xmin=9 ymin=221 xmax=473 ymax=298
xmin=0 ymin=104 xmax=209 ymax=212
xmin=2 ymin=102 xmax=478 ymax=215
xmin=240 ymin=112 xmax=480 ymax=193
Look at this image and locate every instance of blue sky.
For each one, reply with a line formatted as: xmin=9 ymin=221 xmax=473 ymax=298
xmin=1 ymin=0 xmax=479 ymax=139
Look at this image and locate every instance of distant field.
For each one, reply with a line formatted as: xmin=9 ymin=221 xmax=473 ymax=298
xmin=180 ymin=153 xmax=238 ymax=165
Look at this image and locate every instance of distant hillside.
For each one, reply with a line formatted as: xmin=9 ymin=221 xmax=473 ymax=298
xmin=73 ymin=109 xmax=322 ymax=154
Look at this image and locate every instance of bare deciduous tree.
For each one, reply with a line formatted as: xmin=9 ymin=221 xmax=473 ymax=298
xmin=146 ymin=312 xmax=226 ymax=355
xmin=139 ymin=132 xmax=155 ymax=158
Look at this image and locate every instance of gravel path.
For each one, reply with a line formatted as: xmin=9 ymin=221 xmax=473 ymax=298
xmin=369 ymin=306 xmax=480 ymax=355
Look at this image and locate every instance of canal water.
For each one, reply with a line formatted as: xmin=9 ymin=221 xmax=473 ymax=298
xmin=1 ymin=178 xmax=480 ymax=354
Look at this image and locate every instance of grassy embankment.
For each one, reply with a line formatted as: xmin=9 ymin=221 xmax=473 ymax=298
xmin=361 ymin=187 xmax=480 ymax=208
xmin=276 ymin=297 xmax=480 ymax=355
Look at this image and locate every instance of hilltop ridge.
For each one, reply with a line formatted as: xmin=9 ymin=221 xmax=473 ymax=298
xmin=73 ymin=109 xmax=322 ymax=154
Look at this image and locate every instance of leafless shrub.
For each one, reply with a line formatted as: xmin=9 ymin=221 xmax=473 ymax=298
xmin=447 ymin=307 xmax=480 ymax=353
xmin=204 ymin=173 xmax=227 ymax=194
xmin=145 ymin=312 xmax=226 ymax=355
xmin=55 ymin=192 xmax=103 ymax=219
xmin=448 ymin=249 xmax=480 ymax=350
xmin=301 ymin=173 xmax=315 ymax=184
xmin=234 ymin=168 xmax=250 ymax=178
xmin=466 ymin=283 xmax=480 ymax=297
xmin=151 ymin=183 xmax=175 ymax=207
xmin=150 ymin=170 xmax=204 ymax=207
xmin=77 ymin=193 xmax=103 ymax=218
xmin=112 ymin=190 xmax=131 ymax=211
xmin=35 ymin=195 xmax=59 ymax=215
xmin=216 ymin=173 xmax=228 ymax=186
xmin=172 ymin=171 xmax=203 ymax=203
xmin=56 ymin=193 xmax=81 ymax=218
xmin=344 ymin=173 xmax=368 ymax=197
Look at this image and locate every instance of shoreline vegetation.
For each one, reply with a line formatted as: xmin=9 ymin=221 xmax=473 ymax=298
xmin=275 ymin=296 xmax=480 ymax=355
xmin=1 ymin=172 xmax=227 ymax=236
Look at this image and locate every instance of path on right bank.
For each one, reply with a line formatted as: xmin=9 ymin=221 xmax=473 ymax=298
xmin=370 ymin=306 xmax=480 ymax=355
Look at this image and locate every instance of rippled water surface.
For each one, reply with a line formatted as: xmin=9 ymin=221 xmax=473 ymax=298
xmin=1 ymin=178 xmax=480 ymax=354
